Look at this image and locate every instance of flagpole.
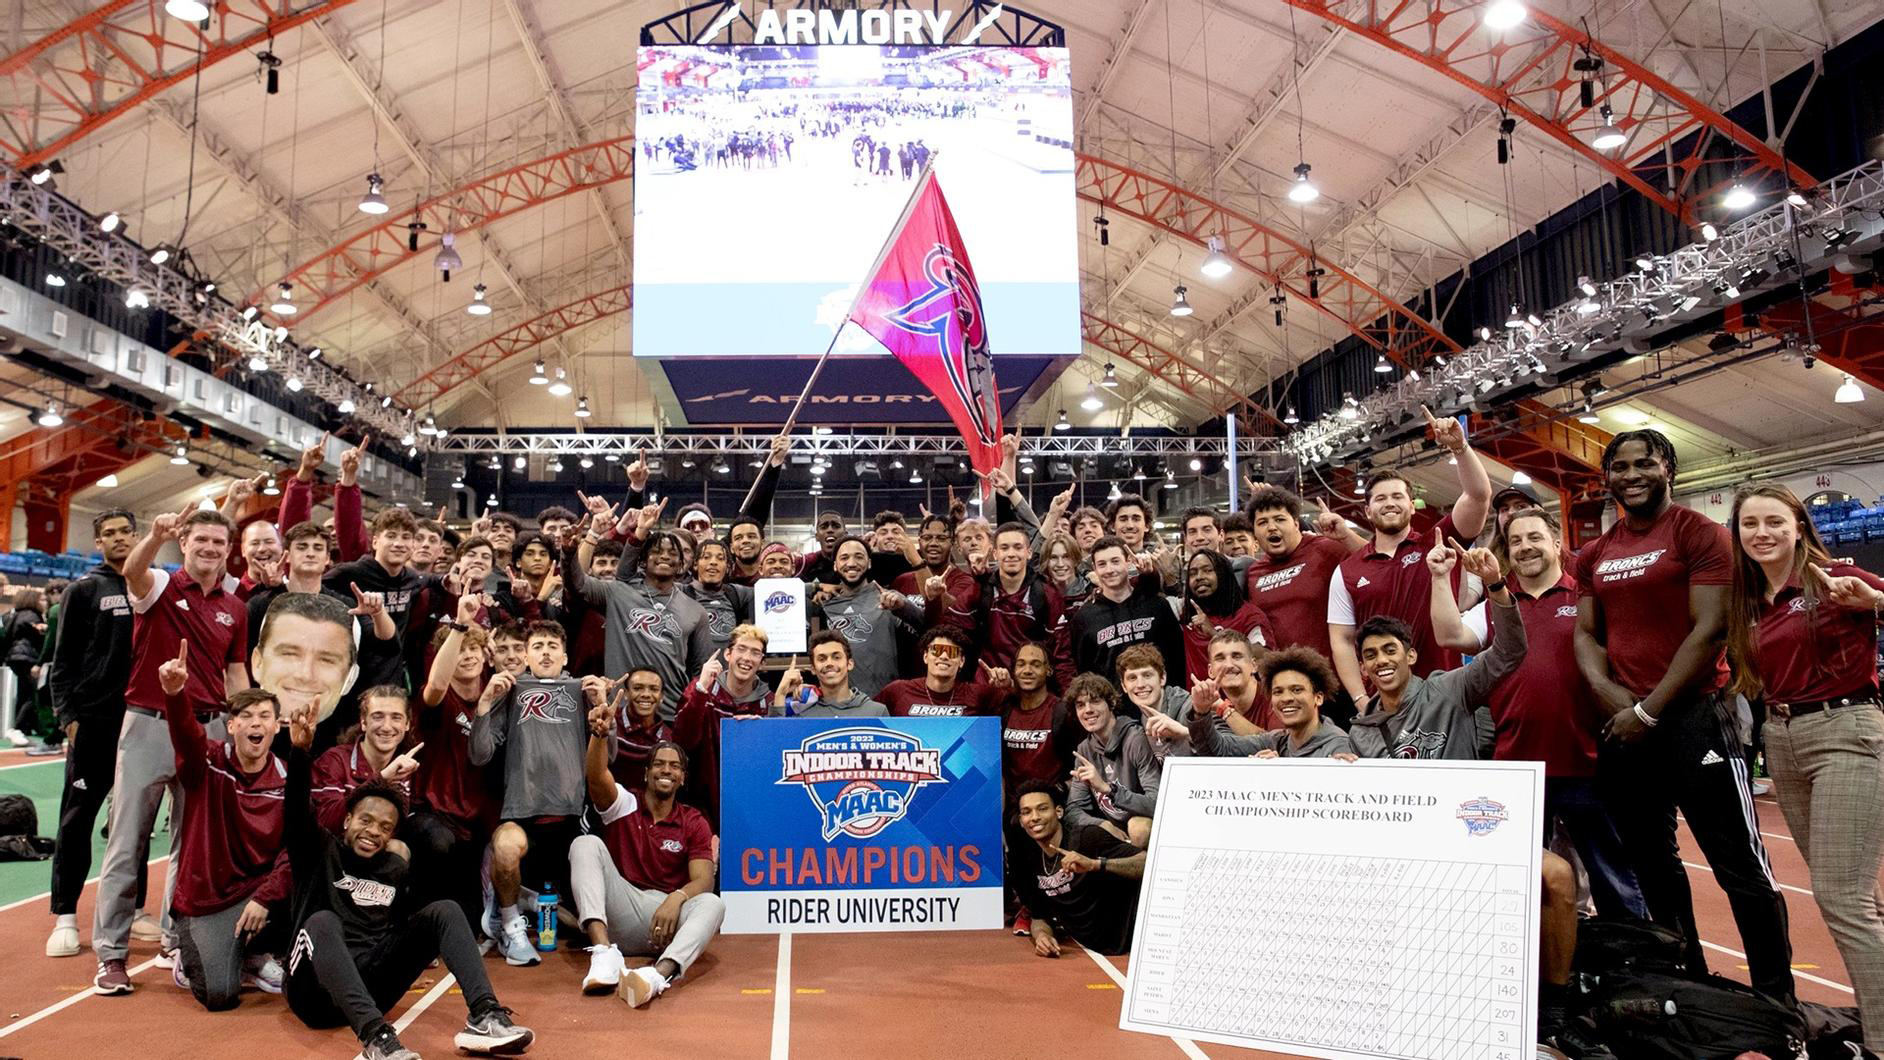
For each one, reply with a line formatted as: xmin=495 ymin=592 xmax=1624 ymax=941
xmin=739 ymin=154 xmax=942 ymax=512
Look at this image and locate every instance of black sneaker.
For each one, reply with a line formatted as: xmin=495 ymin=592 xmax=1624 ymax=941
xmin=361 ymin=1026 xmax=420 ymax=1060
xmin=454 ymin=1005 xmax=534 ymax=1055
xmin=1543 ymin=1016 xmax=1619 ymax=1060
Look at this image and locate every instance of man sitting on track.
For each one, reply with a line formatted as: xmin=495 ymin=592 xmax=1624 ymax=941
xmin=1010 ymin=779 xmax=1145 ymax=959
xmin=572 ymin=698 xmax=724 ymax=1007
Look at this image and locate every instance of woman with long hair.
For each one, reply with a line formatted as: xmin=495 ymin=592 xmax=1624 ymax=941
xmin=1040 ymin=532 xmax=1087 ymax=598
xmin=2 ymin=587 xmax=49 ymax=747
xmin=1727 ymin=483 xmax=1884 ymax=1045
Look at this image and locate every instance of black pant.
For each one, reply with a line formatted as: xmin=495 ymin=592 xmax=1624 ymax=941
xmin=401 ymin=812 xmax=486 ymax=932
xmin=1599 ymin=691 xmax=1795 ymax=1002
xmin=285 ymin=900 xmax=497 ymax=1043
xmin=50 ymin=709 xmax=145 ymax=915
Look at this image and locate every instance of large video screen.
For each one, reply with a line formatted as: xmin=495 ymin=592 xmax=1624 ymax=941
xmin=632 ymin=44 xmax=1080 ymax=361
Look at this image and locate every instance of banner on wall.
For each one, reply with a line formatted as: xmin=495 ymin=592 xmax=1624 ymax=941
xmin=718 ymin=716 xmax=1003 ymax=934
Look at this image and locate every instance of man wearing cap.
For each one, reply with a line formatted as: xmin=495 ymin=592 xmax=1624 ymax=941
xmin=1459 ymin=481 xmax=1547 ymax=610
xmin=673 ymin=505 xmax=715 ymax=542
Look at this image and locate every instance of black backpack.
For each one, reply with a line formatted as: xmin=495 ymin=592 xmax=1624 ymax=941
xmin=1584 ymin=970 xmax=1807 ymax=1060
xmin=0 ymin=793 xmax=50 ymax=861
xmin=1572 ymin=916 xmax=1689 ymax=978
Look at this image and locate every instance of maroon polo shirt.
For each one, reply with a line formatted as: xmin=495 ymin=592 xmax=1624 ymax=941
xmin=1246 ymin=534 xmax=1349 ymax=660
xmin=1181 ymin=599 xmax=1277 ymax=685
xmin=1332 ymin=515 xmax=1466 ymax=677
xmin=878 ymin=677 xmax=1006 ymax=717
xmin=597 ymin=785 xmax=714 ymax=892
xmin=611 ymin=710 xmax=676 ymax=794
xmin=128 ymin=568 xmax=249 ymax=712
xmin=1574 ymin=505 xmax=1732 ymax=698
xmin=1751 ymin=563 xmax=1884 ymax=702
xmin=1469 ymin=573 xmax=1602 ymax=777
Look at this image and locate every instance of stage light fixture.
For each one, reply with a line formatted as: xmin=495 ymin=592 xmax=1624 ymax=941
xmin=307 ymin=347 xmax=322 ymax=360
xmin=337 ymin=397 xmax=356 ymax=414
xmin=401 ymin=432 xmax=416 ymax=447
xmin=1634 ymin=255 xmax=1655 ymax=272
xmin=45 ymin=270 xmax=67 ymax=288
xmin=270 ymin=282 xmax=296 ymax=314
xmin=467 ymin=282 xmax=492 ymax=316
xmin=37 ymin=402 xmax=63 ymax=427
xmin=1700 ymin=222 xmax=1719 ymax=242
xmin=529 ymin=359 xmax=549 ymax=385
xmin=715 ymin=460 xmax=732 ymax=475
xmin=1591 ymin=105 xmax=1626 ymax=150
xmin=1786 ymin=190 xmax=1810 ymax=208
xmin=1081 ymin=387 xmax=1104 ymax=412
xmin=28 ymin=161 xmax=61 ymax=185
xmin=1504 ymin=303 xmax=1524 ymax=329
xmin=1577 ymin=403 xmax=1601 ymax=424
xmin=1189 ymin=456 xmax=1203 ymax=472
xmin=286 ymin=376 xmax=303 ymax=392
xmin=512 ymin=455 xmax=527 ymax=471
xmin=1495 ymin=116 xmax=1517 ymax=164
xmin=124 ymin=286 xmax=151 ymax=309
xmin=1169 ymin=284 xmax=1193 ymax=317
xmin=1337 ymin=393 xmax=1360 ymax=420
xmin=1722 ymin=184 xmax=1756 ymax=211
xmin=148 ymin=245 xmax=172 ymax=266
xmin=548 ymin=368 xmax=573 ymax=397
xmin=1283 ymin=406 xmax=1299 ymax=425
xmin=241 ymin=305 xmax=260 ymax=321
xmin=1269 ymin=288 xmax=1287 ymax=326
xmin=1836 ymin=375 xmax=1864 ymax=404
xmin=1287 ymin=162 xmax=1319 ymax=204
xmin=605 ymin=453 xmax=620 ymax=463
xmin=99 ymin=211 xmax=121 ymax=233
xmin=910 ymin=468 xmax=923 ymax=484
xmin=1200 ymin=235 xmax=1232 ymax=278
xmin=171 ymin=445 xmax=190 ymax=465
xmin=247 ymin=354 xmax=268 ymax=372
xmin=165 ymin=0 xmax=209 ymax=20
xmin=1477 ymin=326 xmax=1493 ymax=341
xmin=1101 ymin=362 xmax=1119 ymax=388
xmin=1526 ymin=312 xmax=1543 ymax=328
xmin=1093 ymin=214 xmax=1109 ymax=246
xmin=434 ymin=232 xmax=461 ymax=280
xmin=579 ymin=456 xmax=594 ymax=469
xmin=1107 ymin=482 xmax=1123 ymax=502
xmin=574 ymin=396 xmax=592 ymax=418
xmin=548 ymin=458 xmax=564 ymax=473
xmin=1163 ymin=470 xmax=1179 ymax=490
xmin=1055 ymin=409 xmax=1071 ymax=430
xmin=1483 ymin=0 xmax=1527 ymax=29
xmin=1373 ymin=353 xmax=1392 ymax=373
xmin=358 ymin=173 xmax=389 ymax=215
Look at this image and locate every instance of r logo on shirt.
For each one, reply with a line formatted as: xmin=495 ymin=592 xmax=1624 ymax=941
xmin=1401 ymin=552 xmax=1422 ymax=567
xmin=660 ymin=838 xmax=685 ymax=854
xmin=214 ymin=611 xmax=234 ymax=627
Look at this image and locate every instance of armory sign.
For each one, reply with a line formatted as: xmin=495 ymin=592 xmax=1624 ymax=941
xmin=698 ymin=3 xmax=1006 ymax=46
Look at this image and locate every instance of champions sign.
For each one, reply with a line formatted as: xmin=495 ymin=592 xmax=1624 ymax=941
xmin=720 ymin=717 xmax=1003 ymax=934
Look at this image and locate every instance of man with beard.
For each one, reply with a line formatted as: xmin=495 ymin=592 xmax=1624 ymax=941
xmin=413 ymin=596 xmax=502 ymax=929
xmin=1178 ymin=550 xmax=1275 ymax=685
xmin=1327 ymin=408 xmax=1492 ymax=701
xmin=799 ymin=511 xmax=850 ymax=587
xmin=894 ymin=515 xmax=980 ymax=645
xmin=573 ymin=721 xmax=723 ymax=1007
xmin=310 ymin=687 xmax=422 ymax=830
xmin=1010 ymin=779 xmax=1145 ymax=958
xmin=878 ymin=626 xmax=1010 ymax=717
xmin=725 ymin=516 xmax=770 ymax=587
xmin=975 ymin=523 xmax=1071 ymax=677
xmin=323 ymin=508 xmax=448 ymax=717
xmin=1346 ymin=546 xmax=1523 ymax=761
xmin=611 ymin=667 xmax=676 ymax=790
xmin=46 ymin=508 xmax=140 ymax=959
xmin=812 ymin=536 xmax=923 ymax=697
xmin=1429 ymin=511 xmax=1647 ymax=921
xmin=1573 ymin=429 xmax=1794 ymax=1004
xmin=999 ymin=642 xmax=1075 ymax=790
xmin=94 ymin=507 xmax=250 ymax=994
xmin=674 ymin=627 xmax=773 ymax=827
xmin=1173 ymin=647 xmax=1355 ymax=759
xmin=772 ymin=632 xmax=888 ymax=717
xmin=1244 ymin=487 xmax=1366 ymax=675
xmin=570 ymin=501 xmax=714 ymax=721
xmin=1069 ymin=536 xmax=1185 ymax=689
xmin=686 ymin=539 xmax=753 ymax=655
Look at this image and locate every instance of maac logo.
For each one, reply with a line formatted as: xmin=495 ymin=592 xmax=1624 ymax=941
xmin=884 ymin=244 xmax=998 ymax=447
xmin=764 ymin=591 xmax=796 ymax=614
xmin=1457 ymin=796 xmax=1509 ymax=836
xmin=778 ymin=727 xmax=944 ymax=840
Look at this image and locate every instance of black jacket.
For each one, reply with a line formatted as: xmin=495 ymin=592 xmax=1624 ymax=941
xmin=47 ymin=565 xmax=135 ymax=727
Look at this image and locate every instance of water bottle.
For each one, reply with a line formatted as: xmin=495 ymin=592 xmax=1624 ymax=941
xmin=1602 ymin=996 xmax=1676 ymax=1021
xmin=535 ymin=882 xmax=559 ymax=952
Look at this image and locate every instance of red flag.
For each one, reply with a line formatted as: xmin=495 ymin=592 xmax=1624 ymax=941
xmin=848 ymin=170 xmax=1004 ymax=490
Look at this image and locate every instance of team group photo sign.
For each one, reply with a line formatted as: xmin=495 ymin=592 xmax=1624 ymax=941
xmin=719 ymin=716 xmax=1004 ymax=933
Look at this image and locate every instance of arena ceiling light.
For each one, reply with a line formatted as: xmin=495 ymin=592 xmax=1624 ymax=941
xmin=1169 ymin=284 xmax=1193 ymax=317
xmin=1578 ymin=403 xmax=1601 ymax=424
xmin=1590 ymin=105 xmax=1626 ymax=150
xmin=1163 ymin=469 xmax=1178 ymax=490
xmin=1483 ymin=0 xmax=1527 ymax=29
xmin=96 ymin=474 xmax=120 ymax=489
xmin=45 ymin=270 xmax=67 ymax=287
xmin=1287 ymin=162 xmax=1319 ymax=204
xmin=529 ymin=359 xmax=549 ymax=385
xmin=1700 ymin=222 xmax=1720 ymax=242
xmin=909 ymin=468 xmax=923 ymax=484
xmin=357 ymin=173 xmax=389 ymax=215
xmin=579 ymin=456 xmax=594 ymax=469
xmin=1373 ymin=353 xmax=1392 ymax=373
xmin=1504 ymin=303 xmax=1525 ymax=328
xmin=1835 ymin=375 xmax=1865 ymax=403
xmin=28 ymin=161 xmax=61 ymax=186
xmin=1081 ymin=387 xmax=1104 ymax=412
xmin=337 ymin=397 xmax=356 ymax=414
xmin=165 ymin=0 xmax=210 ymax=20
xmin=1283 ymin=406 xmax=1300 ymax=425
xmin=574 ymin=396 xmax=592 ymax=418
xmin=286 ymin=376 xmax=303 ymax=392
xmin=466 ymin=282 xmax=493 ymax=316
xmin=270 ymin=282 xmax=296 ymax=314
xmin=170 ymin=444 xmax=190 ymax=465
xmin=548 ymin=368 xmax=573 ymax=397
xmin=1200 ymin=235 xmax=1232 ymax=279
xmin=124 ymin=286 xmax=151 ymax=309
xmin=37 ymin=402 xmax=63 ymax=427
xmin=1054 ymin=409 xmax=1071 ymax=431
xmin=512 ymin=455 xmax=526 ymax=470
xmin=1722 ymin=184 xmax=1757 ymax=211
xmin=247 ymin=353 xmax=268 ymax=372
xmin=1101 ymin=362 xmax=1119 ymax=388
xmin=147 ymin=245 xmax=172 ymax=265
xmin=434 ymin=233 xmax=462 ymax=280
xmin=98 ymin=211 xmax=121 ymax=233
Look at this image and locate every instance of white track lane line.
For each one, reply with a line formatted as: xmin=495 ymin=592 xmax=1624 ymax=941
xmin=0 ymin=956 xmax=159 ymax=1038
xmin=1681 ymin=858 xmax=1814 ymax=897
xmin=0 ymin=756 xmax=64 ymax=771
xmin=770 ymin=931 xmax=792 ymax=1060
xmin=1080 ymin=947 xmax=1209 ymax=1060
xmin=0 ymin=855 xmax=170 ymax=914
xmin=1701 ymin=939 xmax=1853 ymax=994
xmin=349 ymin=972 xmax=460 ymax=1060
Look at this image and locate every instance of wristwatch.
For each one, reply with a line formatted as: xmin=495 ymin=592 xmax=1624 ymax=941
xmin=1484 ymin=579 xmax=1506 ymax=595
xmin=1097 ymin=857 xmax=1107 ymax=874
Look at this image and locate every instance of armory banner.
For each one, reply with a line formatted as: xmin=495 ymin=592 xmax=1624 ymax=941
xmin=719 ymin=717 xmax=1003 ymax=934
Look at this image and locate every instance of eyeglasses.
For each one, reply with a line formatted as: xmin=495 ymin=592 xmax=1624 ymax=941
xmin=926 ymin=643 xmax=962 ymax=660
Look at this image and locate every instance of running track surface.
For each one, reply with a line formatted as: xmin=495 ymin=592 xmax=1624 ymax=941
xmin=0 ymin=751 xmax=1866 ymax=1059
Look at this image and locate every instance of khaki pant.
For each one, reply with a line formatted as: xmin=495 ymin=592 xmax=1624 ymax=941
xmin=567 ymin=835 xmax=723 ymax=978
xmin=1765 ymin=703 xmax=1884 ymax=1050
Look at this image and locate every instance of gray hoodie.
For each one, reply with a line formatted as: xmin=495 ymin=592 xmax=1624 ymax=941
xmin=1347 ymin=594 xmax=1524 ymax=760
xmin=1189 ymin=712 xmax=1356 ymax=758
xmin=565 ymin=549 xmax=714 ymax=722
xmin=1067 ymin=718 xmax=1161 ymax=830
xmin=769 ymin=688 xmax=890 ymax=718
xmin=813 ymin=582 xmax=922 ymax=698
xmin=1134 ymin=686 xmax=1205 ymax=760
xmin=468 ymin=673 xmax=588 ymax=819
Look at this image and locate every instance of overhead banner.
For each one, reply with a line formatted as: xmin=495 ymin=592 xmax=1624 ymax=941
xmin=719 ymin=716 xmax=1003 ymax=934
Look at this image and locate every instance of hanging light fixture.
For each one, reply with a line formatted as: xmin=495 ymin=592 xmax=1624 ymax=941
xmin=286 ymin=375 xmax=303 ymax=392
xmin=37 ymin=402 xmax=64 ymax=427
xmin=467 ymin=282 xmax=492 ymax=316
xmin=1200 ymin=235 xmax=1232 ymax=278
xmin=434 ymin=232 xmax=462 ymax=280
xmin=1287 ymin=162 xmax=1319 ymax=203
xmin=147 ymin=245 xmax=172 ymax=266
xmin=1835 ymin=375 xmax=1864 ymax=404
xmin=1504 ymin=302 xmax=1525 ymax=328
xmin=124 ymin=286 xmax=152 ymax=309
xmin=1373 ymin=353 xmax=1392 ymax=374
xmin=1722 ymin=184 xmax=1757 ymax=211
xmin=337 ymin=397 xmax=356 ymax=414
xmin=548 ymin=368 xmax=573 ymax=397
xmin=1283 ymin=406 xmax=1300 ymax=425
xmin=579 ymin=456 xmax=594 ymax=469
xmin=1101 ymin=362 xmax=1119 ymax=388
xmin=28 ymin=161 xmax=61 ymax=185
xmin=1511 ymin=471 xmax=1533 ymax=485
xmin=1107 ymin=482 xmax=1123 ymax=502
xmin=358 ymin=173 xmax=389 ymax=215
xmin=99 ymin=211 xmax=121 ymax=233
xmin=1590 ymin=104 xmax=1626 ymax=150
xmin=511 ymin=455 xmax=527 ymax=471
xmin=270 ymin=282 xmax=296 ymax=315
xmin=574 ymin=396 xmax=592 ymax=418
xmin=1483 ymin=0 xmax=1527 ymax=29
xmin=45 ymin=270 xmax=67 ymax=288
xmin=1163 ymin=469 xmax=1179 ymax=490
xmin=529 ymin=359 xmax=549 ymax=385
xmin=1054 ymin=409 xmax=1071 ymax=431
xmin=96 ymin=474 xmax=120 ymax=489
xmin=1081 ymin=387 xmax=1104 ymax=412
xmin=164 ymin=0 xmax=210 ymax=20
xmin=1189 ymin=456 xmax=1203 ymax=472
xmin=1169 ymin=284 xmax=1193 ymax=317
xmin=1578 ymin=403 xmax=1602 ymax=424
xmin=170 ymin=444 xmax=190 ymax=465
xmin=909 ymin=468 xmax=923 ymax=484
xmin=1700 ymin=221 xmax=1719 ymax=242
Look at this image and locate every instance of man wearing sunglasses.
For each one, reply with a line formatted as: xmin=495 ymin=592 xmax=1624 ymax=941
xmin=877 ymin=626 xmax=1011 ymax=717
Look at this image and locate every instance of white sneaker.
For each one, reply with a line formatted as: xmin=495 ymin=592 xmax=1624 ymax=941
xmin=582 ymin=945 xmax=624 ymax=994
xmin=619 ymin=965 xmax=668 ymax=1008
xmin=4 ymin=728 xmax=28 ymax=747
xmin=46 ymin=923 xmax=81 ymax=957
xmin=1751 ymin=778 xmax=1773 ymax=796
xmin=129 ymin=913 xmax=163 ymax=942
xmin=152 ymin=947 xmax=177 ymax=969
xmin=243 ymin=953 xmax=284 ymax=994
xmin=496 ymin=915 xmax=540 ymax=967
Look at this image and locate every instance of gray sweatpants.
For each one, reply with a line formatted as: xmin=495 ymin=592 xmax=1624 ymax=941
xmin=567 ymin=834 xmax=723 ymax=977
xmin=175 ymin=901 xmax=254 ymax=1011
xmin=92 ymin=709 xmax=225 ymax=960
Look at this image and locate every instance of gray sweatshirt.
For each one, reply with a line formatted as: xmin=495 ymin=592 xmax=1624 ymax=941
xmin=768 ymin=688 xmax=890 ymax=718
xmin=468 ymin=674 xmax=588 ymax=820
xmin=1066 ymin=719 xmax=1161 ymax=829
xmin=1135 ymin=686 xmax=1205 ymax=760
xmin=565 ymin=549 xmax=714 ymax=722
xmin=812 ymin=582 xmax=922 ymax=698
xmin=1189 ymin=712 xmax=1357 ymax=758
xmin=685 ymin=581 xmax=753 ymax=653
xmin=1347 ymin=593 xmax=1525 ymax=760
